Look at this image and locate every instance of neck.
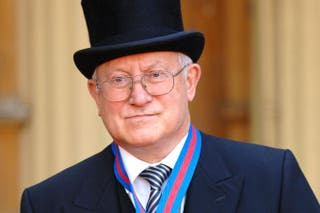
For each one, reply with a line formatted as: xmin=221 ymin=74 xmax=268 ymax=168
xmin=120 ymin=127 xmax=189 ymax=163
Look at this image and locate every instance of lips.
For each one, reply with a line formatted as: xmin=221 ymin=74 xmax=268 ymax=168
xmin=124 ymin=111 xmax=161 ymax=121
xmin=126 ymin=113 xmax=156 ymax=119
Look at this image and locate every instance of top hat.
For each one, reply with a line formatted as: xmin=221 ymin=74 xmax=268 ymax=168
xmin=73 ymin=0 xmax=205 ymax=79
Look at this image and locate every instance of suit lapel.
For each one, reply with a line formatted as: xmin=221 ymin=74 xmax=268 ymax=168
xmin=63 ymin=146 xmax=135 ymax=213
xmin=62 ymin=133 xmax=244 ymax=213
xmin=184 ymin=133 xmax=244 ymax=213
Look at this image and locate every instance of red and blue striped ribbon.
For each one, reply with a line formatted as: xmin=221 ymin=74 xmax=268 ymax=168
xmin=112 ymin=124 xmax=202 ymax=213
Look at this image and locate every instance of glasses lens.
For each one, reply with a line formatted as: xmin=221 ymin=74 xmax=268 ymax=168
xmin=97 ymin=67 xmax=184 ymax=101
xmin=143 ymin=71 xmax=174 ymax=96
xmin=100 ymin=77 xmax=131 ymax=101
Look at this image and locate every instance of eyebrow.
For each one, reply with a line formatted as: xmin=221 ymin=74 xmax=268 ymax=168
xmin=141 ymin=61 xmax=169 ymax=71
xmin=99 ymin=60 xmax=170 ymax=76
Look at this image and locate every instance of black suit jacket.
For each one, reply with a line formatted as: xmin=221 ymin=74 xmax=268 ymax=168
xmin=21 ymin=133 xmax=319 ymax=212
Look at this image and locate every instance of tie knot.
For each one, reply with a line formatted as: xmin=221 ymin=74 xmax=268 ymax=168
xmin=140 ymin=164 xmax=171 ymax=190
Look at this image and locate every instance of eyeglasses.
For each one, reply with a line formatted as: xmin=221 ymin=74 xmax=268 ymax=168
xmin=95 ymin=64 xmax=190 ymax=101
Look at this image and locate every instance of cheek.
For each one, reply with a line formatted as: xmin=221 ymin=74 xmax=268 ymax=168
xmin=98 ymin=101 xmax=123 ymax=128
xmin=163 ymin=83 xmax=189 ymax=118
xmin=174 ymin=78 xmax=190 ymax=103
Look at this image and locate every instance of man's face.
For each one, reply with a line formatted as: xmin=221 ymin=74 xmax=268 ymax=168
xmin=88 ymin=51 xmax=201 ymax=158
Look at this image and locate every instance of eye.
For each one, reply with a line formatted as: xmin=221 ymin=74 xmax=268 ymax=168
xmin=113 ymin=76 xmax=125 ymax=83
xmin=151 ymin=71 xmax=161 ymax=78
xmin=146 ymin=71 xmax=170 ymax=83
xmin=110 ymin=76 xmax=130 ymax=87
xmin=146 ymin=71 xmax=169 ymax=83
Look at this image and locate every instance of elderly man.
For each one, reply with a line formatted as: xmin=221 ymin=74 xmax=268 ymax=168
xmin=21 ymin=0 xmax=319 ymax=212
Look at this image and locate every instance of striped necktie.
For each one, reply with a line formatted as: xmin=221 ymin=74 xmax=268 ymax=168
xmin=139 ymin=164 xmax=171 ymax=213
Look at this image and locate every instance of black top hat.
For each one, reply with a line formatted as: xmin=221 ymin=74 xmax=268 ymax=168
xmin=73 ymin=0 xmax=205 ymax=79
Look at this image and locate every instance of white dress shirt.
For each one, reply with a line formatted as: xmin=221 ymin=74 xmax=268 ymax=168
xmin=118 ymin=133 xmax=188 ymax=213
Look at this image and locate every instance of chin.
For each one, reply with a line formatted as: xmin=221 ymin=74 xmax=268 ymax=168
xmin=131 ymin=132 xmax=158 ymax=142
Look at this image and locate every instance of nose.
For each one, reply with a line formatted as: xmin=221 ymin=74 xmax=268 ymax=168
xmin=128 ymin=78 xmax=152 ymax=106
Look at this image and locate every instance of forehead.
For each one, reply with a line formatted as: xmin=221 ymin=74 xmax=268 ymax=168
xmin=96 ymin=51 xmax=180 ymax=72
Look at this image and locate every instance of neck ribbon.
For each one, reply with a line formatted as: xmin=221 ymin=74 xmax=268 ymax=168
xmin=112 ymin=124 xmax=202 ymax=213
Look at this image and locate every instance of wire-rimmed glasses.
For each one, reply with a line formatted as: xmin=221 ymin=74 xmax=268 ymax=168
xmin=95 ymin=64 xmax=190 ymax=101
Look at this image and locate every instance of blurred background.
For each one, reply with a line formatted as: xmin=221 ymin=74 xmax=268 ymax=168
xmin=0 ymin=0 xmax=319 ymax=212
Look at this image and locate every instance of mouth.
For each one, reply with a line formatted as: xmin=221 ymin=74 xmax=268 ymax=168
xmin=125 ymin=113 xmax=157 ymax=120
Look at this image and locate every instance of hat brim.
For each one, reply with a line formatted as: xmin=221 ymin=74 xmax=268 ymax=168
xmin=73 ymin=30 xmax=205 ymax=79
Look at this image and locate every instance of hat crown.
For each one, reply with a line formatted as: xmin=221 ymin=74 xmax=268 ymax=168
xmin=74 ymin=0 xmax=204 ymax=79
xmin=81 ymin=0 xmax=184 ymax=46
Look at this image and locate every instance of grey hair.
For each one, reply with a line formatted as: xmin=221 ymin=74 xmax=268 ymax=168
xmin=91 ymin=52 xmax=193 ymax=80
xmin=177 ymin=52 xmax=193 ymax=66
xmin=177 ymin=53 xmax=193 ymax=78
xmin=91 ymin=68 xmax=98 ymax=80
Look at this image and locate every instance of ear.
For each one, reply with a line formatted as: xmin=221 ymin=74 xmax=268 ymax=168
xmin=185 ymin=63 xmax=201 ymax=102
xmin=87 ymin=79 xmax=102 ymax=114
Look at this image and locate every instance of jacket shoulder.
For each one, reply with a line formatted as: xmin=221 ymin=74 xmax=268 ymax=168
xmin=200 ymin=132 xmax=319 ymax=211
xmin=201 ymin=132 xmax=287 ymax=167
xmin=21 ymin=145 xmax=114 ymax=212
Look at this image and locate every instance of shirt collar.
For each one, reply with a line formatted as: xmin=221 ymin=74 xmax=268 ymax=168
xmin=118 ymin=133 xmax=188 ymax=185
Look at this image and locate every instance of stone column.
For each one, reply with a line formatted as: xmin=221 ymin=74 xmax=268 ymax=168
xmin=251 ymin=0 xmax=320 ymax=199
xmin=16 ymin=0 xmax=111 ymax=189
